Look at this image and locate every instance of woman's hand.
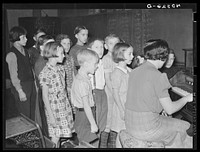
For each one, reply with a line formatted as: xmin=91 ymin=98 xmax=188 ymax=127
xmin=184 ymin=93 xmax=193 ymax=103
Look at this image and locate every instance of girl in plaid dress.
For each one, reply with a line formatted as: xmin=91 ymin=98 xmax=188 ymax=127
xmin=39 ymin=41 xmax=74 ymax=147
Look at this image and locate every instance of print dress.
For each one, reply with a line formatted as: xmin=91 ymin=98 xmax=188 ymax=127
xmin=63 ymin=54 xmax=75 ymax=102
xmin=39 ymin=63 xmax=74 ymax=138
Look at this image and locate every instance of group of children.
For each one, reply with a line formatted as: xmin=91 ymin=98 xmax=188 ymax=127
xmin=6 ymin=25 xmax=135 ymax=148
xmin=7 ymin=25 xmax=191 ymax=148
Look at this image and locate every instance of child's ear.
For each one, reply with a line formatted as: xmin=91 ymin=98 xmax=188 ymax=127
xmin=33 ymin=36 xmax=36 ymax=41
xmin=104 ymin=43 xmax=107 ymax=50
xmin=75 ymin=34 xmax=78 ymax=39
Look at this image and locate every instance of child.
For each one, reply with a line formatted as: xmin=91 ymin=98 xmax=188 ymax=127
xmin=69 ymin=25 xmax=88 ymax=75
xmin=39 ymin=41 xmax=74 ymax=147
xmin=28 ymin=28 xmax=46 ymax=68
xmin=34 ymin=35 xmax=54 ymax=138
xmin=6 ymin=26 xmax=36 ymax=120
xmin=101 ymin=34 xmax=121 ymax=148
xmin=34 ymin=35 xmax=55 ymax=81
xmin=110 ymin=42 xmax=134 ymax=148
xmin=87 ymin=38 xmax=108 ymax=148
xmin=71 ymin=48 xmax=99 ymax=147
xmin=55 ymin=34 xmax=76 ymax=117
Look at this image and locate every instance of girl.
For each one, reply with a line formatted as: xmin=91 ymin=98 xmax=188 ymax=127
xmin=6 ymin=26 xmax=36 ymax=120
xmin=56 ymin=34 xmax=76 ymax=117
xmin=69 ymin=25 xmax=88 ymax=75
xmin=110 ymin=42 xmax=134 ymax=148
xmin=39 ymin=41 xmax=74 ymax=147
xmin=28 ymin=28 xmax=46 ymax=68
xmin=34 ymin=35 xmax=54 ymax=138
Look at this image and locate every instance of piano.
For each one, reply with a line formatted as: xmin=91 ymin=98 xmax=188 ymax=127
xmin=169 ymin=70 xmax=195 ymax=123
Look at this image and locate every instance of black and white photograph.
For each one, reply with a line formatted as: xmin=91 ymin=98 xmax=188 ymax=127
xmin=2 ymin=3 xmax=197 ymax=149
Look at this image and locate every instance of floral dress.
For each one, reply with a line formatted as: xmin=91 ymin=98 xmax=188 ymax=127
xmin=39 ymin=63 xmax=74 ymax=138
xmin=63 ymin=54 xmax=75 ymax=113
xmin=63 ymin=54 xmax=75 ymax=102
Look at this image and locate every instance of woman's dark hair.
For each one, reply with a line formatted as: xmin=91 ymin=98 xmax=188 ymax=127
xmin=144 ymin=39 xmax=169 ymax=61
xmin=74 ymin=25 xmax=88 ymax=35
xmin=9 ymin=26 xmax=27 ymax=43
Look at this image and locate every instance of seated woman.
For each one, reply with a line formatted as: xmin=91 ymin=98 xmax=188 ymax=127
xmin=125 ymin=39 xmax=193 ymax=148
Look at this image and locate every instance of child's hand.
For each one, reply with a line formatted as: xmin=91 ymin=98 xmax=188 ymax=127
xmin=91 ymin=123 xmax=98 ymax=133
xmin=18 ymin=89 xmax=27 ymax=101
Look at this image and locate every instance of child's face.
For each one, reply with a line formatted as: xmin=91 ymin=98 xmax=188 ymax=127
xmin=86 ymin=57 xmax=99 ymax=74
xmin=56 ymin=46 xmax=65 ymax=63
xmin=17 ymin=35 xmax=27 ymax=46
xmin=61 ymin=38 xmax=71 ymax=54
xmin=76 ymin=29 xmax=88 ymax=44
xmin=91 ymin=40 xmax=104 ymax=58
xmin=105 ymin=37 xmax=120 ymax=53
xmin=165 ymin=53 xmax=175 ymax=68
xmin=124 ymin=47 xmax=134 ymax=65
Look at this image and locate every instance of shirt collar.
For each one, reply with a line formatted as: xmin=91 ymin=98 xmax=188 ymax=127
xmin=116 ymin=66 xmax=131 ymax=74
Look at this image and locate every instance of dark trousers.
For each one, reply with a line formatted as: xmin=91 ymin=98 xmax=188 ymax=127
xmin=11 ymin=81 xmax=36 ymax=120
xmin=38 ymin=88 xmax=49 ymax=138
xmin=5 ymin=88 xmax=19 ymax=119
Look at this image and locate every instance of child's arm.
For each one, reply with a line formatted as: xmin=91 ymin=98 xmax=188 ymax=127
xmin=82 ymin=96 xmax=98 ymax=133
xmin=112 ymin=88 xmax=125 ymax=120
xmin=42 ymin=84 xmax=57 ymax=127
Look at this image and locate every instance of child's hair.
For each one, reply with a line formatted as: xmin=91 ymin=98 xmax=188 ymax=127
xmin=55 ymin=34 xmax=73 ymax=46
xmin=112 ymin=42 xmax=133 ymax=63
xmin=87 ymin=37 xmax=104 ymax=49
xmin=144 ymin=39 xmax=169 ymax=61
xmin=77 ymin=48 xmax=99 ymax=66
xmin=36 ymin=35 xmax=54 ymax=50
xmin=43 ymin=41 xmax=63 ymax=59
xmin=169 ymin=48 xmax=175 ymax=55
xmin=33 ymin=28 xmax=46 ymax=37
xmin=74 ymin=25 xmax=88 ymax=35
xmin=9 ymin=26 xmax=27 ymax=43
xmin=104 ymin=33 xmax=120 ymax=44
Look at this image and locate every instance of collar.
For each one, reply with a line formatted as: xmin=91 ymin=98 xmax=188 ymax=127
xmin=116 ymin=66 xmax=131 ymax=74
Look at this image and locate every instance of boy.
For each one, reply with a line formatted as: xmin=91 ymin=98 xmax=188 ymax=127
xmin=71 ymin=48 xmax=99 ymax=147
xmin=87 ymin=38 xmax=108 ymax=147
xmin=101 ymin=34 xmax=121 ymax=148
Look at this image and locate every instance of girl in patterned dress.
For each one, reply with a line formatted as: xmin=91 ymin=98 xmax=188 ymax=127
xmin=39 ymin=41 xmax=74 ymax=147
xmin=56 ymin=34 xmax=76 ymax=117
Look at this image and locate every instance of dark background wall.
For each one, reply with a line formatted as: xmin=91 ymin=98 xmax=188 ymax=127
xmin=5 ymin=8 xmax=193 ymax=65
